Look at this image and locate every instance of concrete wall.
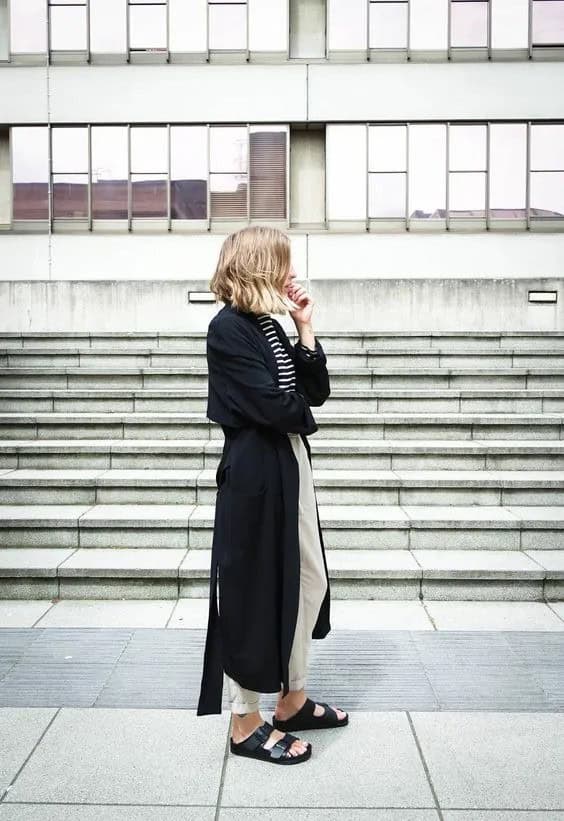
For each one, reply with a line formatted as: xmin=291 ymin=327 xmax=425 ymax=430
xmin=2 ymin=62 xmax=564 ymax=125
xmin=0 ymin=276 xmax=560 ymax=332
xmin=1 ymin=231 xmax=562 ymax=281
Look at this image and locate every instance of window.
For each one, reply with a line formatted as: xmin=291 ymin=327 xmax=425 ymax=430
xmin=11 ymin=127 xmax=49 ymax=221
xmin=530 ymin=124 xmax=564 ymax=218
xmin=48 ymin=0 xmax=87 ymax=52
xmin=51 ymin=127 xmax=89 ymax=219
xmin=9 ymin=123 xmax=288 ymax=228
xmin=92 ymin=127 xmax=128 ymax=219
xmin=326 ymin=121 xmax=564 ymax=230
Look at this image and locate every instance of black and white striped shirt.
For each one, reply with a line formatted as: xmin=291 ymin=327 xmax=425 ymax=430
xmin=256 ymin=313 xmax=319 ymax=393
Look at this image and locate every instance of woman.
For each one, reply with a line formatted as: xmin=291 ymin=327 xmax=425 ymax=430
xmin=196 ymin=225 xmax=348 ymax=765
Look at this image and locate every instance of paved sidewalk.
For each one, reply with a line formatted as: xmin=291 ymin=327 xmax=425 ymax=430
xmin=1 ymin=599 xmax=563 ymax=818
xmin=1 ymin=707 xmax=564 ymax=818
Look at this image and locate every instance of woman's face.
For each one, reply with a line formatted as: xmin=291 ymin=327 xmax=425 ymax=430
xmin=284 ymin=264 xmax=298 ymax=293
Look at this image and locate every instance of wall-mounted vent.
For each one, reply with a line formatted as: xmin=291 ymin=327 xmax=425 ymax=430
xmin=188 ymin=291 xmax=217 ymax=304
xmin=528 ymin=291 xmax=557 ymax=303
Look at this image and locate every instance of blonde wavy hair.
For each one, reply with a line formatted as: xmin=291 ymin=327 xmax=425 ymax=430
xmin=209 ymin=225 xmax=298 ymax=315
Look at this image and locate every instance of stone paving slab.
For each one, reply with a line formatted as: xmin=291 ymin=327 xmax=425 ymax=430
xmin=0 ymin=707 xmax=226 ymax=807
xmin=412 ymin=712 xmax=564 ymax=811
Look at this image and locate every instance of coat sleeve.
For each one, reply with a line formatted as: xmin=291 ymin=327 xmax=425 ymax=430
xmin=207 ymin=318 xmax=320 ymax=435
xmin=292 ymin=336 xmax=331 ymax=408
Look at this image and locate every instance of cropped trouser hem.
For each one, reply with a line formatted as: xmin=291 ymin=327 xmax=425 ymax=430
xmin=222 ymin=431 xmax=327 ymax=715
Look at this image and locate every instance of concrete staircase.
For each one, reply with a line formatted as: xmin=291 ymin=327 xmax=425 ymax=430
xmin=0 ymin=330 xmax=562 ymax=602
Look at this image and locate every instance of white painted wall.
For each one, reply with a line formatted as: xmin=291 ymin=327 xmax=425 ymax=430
xmin=1 ymin=232 xmax=562 ymax=281
xmin=309 ymin=62 xmax=564 ymax=121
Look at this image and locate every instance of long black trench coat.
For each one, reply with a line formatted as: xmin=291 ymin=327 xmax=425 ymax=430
xmin=196 ymin=301 xmax=332 ymax=716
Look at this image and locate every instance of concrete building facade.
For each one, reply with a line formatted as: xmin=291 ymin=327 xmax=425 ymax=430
xmin=0 ymin=0 xmax=563 ymax=331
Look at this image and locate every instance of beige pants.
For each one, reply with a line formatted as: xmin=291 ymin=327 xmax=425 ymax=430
xmin=222 ymin=431 xmax=328 ymax=714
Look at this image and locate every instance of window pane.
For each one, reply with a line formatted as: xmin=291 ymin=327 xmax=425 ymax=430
xmin=532 ymin=0 xmax=564 ymax=44
xmin=12 ymin=127 xmax=49 ymax=220
xmin=49 ymin=5 xmax=87 ymax=50
xmin=249 ymin=125 xmax=286 ymax=220
xmin=449 ymin=125 xmax=487 ymax=171
xmin=210 ymin=173 xmax=247 ymax=218
xmin=131 ymin=174 xmax=167 ymax=217
xmin=91 ymin=126 xmax=128 ymax=219
xmin=90 ymin=0 xmax=127 ymax=54
xmin=210 ymin=127 xmax=247 ymax=173
xmin=369 ymin=2 xmax=408 ymax=48
xmin=209 ymin=4 xmax=247 ymax=49
xmin=131 ymin=127 xmax=167 ymax=172
xmin=530 ymin=124 xmax=564 ymax=169
xmin=169 ymin=0 xmax=206 ymax=51
xmin=489 ymin=124 xmax=527 ymax=213
xmin=369 ymin=125 xmax=406 ymax=171
xmin=530 ymin=172 xmax=564 ymax=217
xmin=9 ymin=0 xmax=47 ymax=53
xmin=129 ymin=4 xmax=167 ymax=50
xmin=491 ymin=0 xmax=529 ymax=48
xmin=449 ymin=172 xmax=486 ymax=216
xmin=410 ymin=0 xmax=448 ymax=50
xmin=170 ymin=126 xmax=208 ymax=219
xmin=451 ymin=0 xmax=488 ymax=47
xmin=368 ymin=173 xmax=406 ymax=218
xmin=53 ymin=174 xmax=88 ymax=218
xmin=326 ymin=124 xmax=367 ymax=221
xmin=328 ymin=0 xmax=367 ymax=50
xmin=52 ymin=128 xmax=88 ymax=173
xmin=408 ymin=124 xmax=446 ymax=218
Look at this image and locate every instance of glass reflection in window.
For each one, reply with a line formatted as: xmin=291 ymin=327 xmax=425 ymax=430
xmin=210 ymin=126 xmax=247 ymax=218
xmin=489 ymin=124 xmax=527 ymax=217
xmin=131 ymin=126 xmax=168 ymax=218
xmin=408 ymin=124 xmax=446 ymax=219
xmin=368 ymin=125 xmax=407 ymax=218
xmin=530 ymin=124 xmax=564 ymax=217
xmin=12 ymin=127 xmax=49 ymax=220
xmin=51 ymin=127 xmax=89 ymax=218
xmin=92 ymin=127 xmax=128 ymax=219
xmin=448 ymin=125 xmax=487 ymax=217
xmin=170 ymin=126 xmax=208 ymax=219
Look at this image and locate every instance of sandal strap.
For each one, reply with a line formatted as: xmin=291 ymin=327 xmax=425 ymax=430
xmin=318 ymin=702 xmax=339 ymax=722
xmin=236 ymin=721 xmax=273 ymax=753
xmin=269 ymin=731 xmax=300 ymax=760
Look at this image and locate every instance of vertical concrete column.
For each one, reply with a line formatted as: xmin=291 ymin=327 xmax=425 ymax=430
xmin=289 ymin=0 xmax=326 ymax=58
xmin=290 ymin=126 xmax=326 ymax=227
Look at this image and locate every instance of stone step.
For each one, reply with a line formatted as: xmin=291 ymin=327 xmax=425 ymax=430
xmin=1 ymin=367 xmax=564 ymax=391
xmin=3 ymin=347 xmax=564 ymax=369
xmin=0 ymin=411 xmax=562 ymax=440
xmin=0 ymin=503 xmax=561 ymax=550
xmin=0 ymin=546 xmax=561 ymax=601
xmin=1 ymin=388 xmax=563 ymax=414
xmin=1 ymin=467 xmax=563 ymax=506
xmin=1 ymin=330 xmax=564 ymax=351
xmin=1 ymin=438 xmax=563 ymax=471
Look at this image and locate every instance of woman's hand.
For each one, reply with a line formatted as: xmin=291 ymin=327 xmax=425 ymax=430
xmin=286 ymin=282 xmax=314 ymax=327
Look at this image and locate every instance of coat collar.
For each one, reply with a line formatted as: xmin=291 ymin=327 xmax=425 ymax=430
xmin=220 ymin=300 xmax=294 ymax=381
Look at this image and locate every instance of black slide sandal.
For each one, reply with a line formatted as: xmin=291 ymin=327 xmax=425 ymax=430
xmin=272 ymin=697 xmax=349 ymax=731
xmin=230 ymin=720 xmax=312 ymax=765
